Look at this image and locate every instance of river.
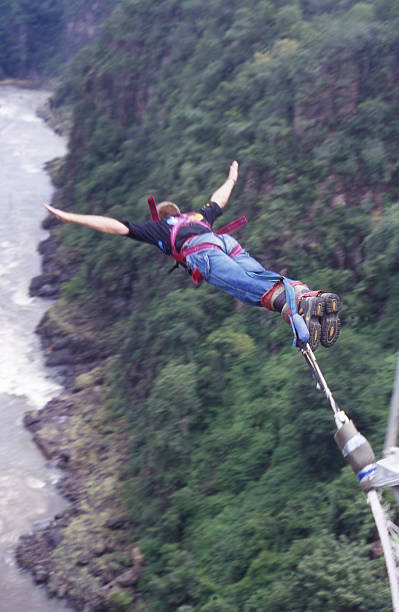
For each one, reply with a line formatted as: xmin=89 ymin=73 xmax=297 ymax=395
xmin=0 ymin=85 xmax=71 ymax=612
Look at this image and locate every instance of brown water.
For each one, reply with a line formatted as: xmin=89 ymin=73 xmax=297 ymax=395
xmin=0 ymin=85 xmax=71 ymax=612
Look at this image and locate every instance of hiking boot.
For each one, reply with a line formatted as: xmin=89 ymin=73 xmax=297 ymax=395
xmin=298 ymin=292 xmax=341 ymax=350
xmin=261 ymin=281 xmax=341 ymax=351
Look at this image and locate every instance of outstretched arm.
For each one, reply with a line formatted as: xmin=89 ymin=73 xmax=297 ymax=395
xmin=44 ymin=203 xmax=129 ymax=235
xmin=210 ymin=160 xmax=239 ymax=209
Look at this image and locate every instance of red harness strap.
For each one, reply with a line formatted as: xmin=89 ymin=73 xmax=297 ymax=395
xmin=179 ymin=240 xmax=243 ymax=285
xmin=147 ymin=195 xmax=160 ymax=222
xmin=229 ymin=244 xmax=244 ymax=257
xmin=180 ymin=241 xmax=222 ymax=257
xmin=216 ymin=216 xmax=248 ymax=235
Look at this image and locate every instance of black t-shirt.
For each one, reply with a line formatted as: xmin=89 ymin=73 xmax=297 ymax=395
xmin=123 ymin=201 xmax=222 ymax=255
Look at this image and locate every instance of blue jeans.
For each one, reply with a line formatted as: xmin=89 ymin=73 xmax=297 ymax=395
xmin=184 ymin=233 xmax=288 ymax=306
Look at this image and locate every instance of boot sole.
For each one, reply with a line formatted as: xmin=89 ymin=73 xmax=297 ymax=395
xmin=298 ymin=293 xmax=341 ymax=350
xmin=320 ymin=293 xmax=341 ymax=348
xmin=298 ymin=296 xmax=324 ymax=351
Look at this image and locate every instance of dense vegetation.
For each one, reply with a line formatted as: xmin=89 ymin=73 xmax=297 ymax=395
xmin=44 ymin=0 xmax=399 ymax=609
xmin=0 ymin=0 xmax=117 ymax=77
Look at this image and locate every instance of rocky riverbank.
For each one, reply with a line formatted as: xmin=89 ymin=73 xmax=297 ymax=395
xmin=16 ymin=234 xmax=143 ymax=611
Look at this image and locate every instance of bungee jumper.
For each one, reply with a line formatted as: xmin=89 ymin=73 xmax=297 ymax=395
xmin=44 ymin=160 xmax=341 ymax=351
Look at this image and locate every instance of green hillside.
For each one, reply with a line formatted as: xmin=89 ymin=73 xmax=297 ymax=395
xmin=35 ymin=0 xmax=399 ymax=609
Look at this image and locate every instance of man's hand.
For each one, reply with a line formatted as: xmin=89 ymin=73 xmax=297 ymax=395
xmin=44 ymin=203 xmax=72 ymax=223
xmin=210 ymin=160 xmax=239 ymax=209
xmin=228 ymin=160 xmax=239 ymax=184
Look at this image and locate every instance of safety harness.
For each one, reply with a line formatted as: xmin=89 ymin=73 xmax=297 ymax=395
xmin=147 ymin=195 xmax=248 ymax=285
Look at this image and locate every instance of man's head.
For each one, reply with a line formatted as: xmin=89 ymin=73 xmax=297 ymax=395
xmin=156 ymin=201 xmax=181 ymax=219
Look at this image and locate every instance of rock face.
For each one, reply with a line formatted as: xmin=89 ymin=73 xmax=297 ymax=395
xmin=29 ymin=220 xmax=81 ymax=301
xmin=17 ymin=378 xmax=144 ymax=611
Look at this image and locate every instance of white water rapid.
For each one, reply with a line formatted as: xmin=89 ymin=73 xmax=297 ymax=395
xmin=0 ymin=85 xmax=71 ymax=612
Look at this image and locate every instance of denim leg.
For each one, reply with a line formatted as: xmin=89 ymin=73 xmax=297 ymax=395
xmin=184 ymin=234 xmax=282 ymax=306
